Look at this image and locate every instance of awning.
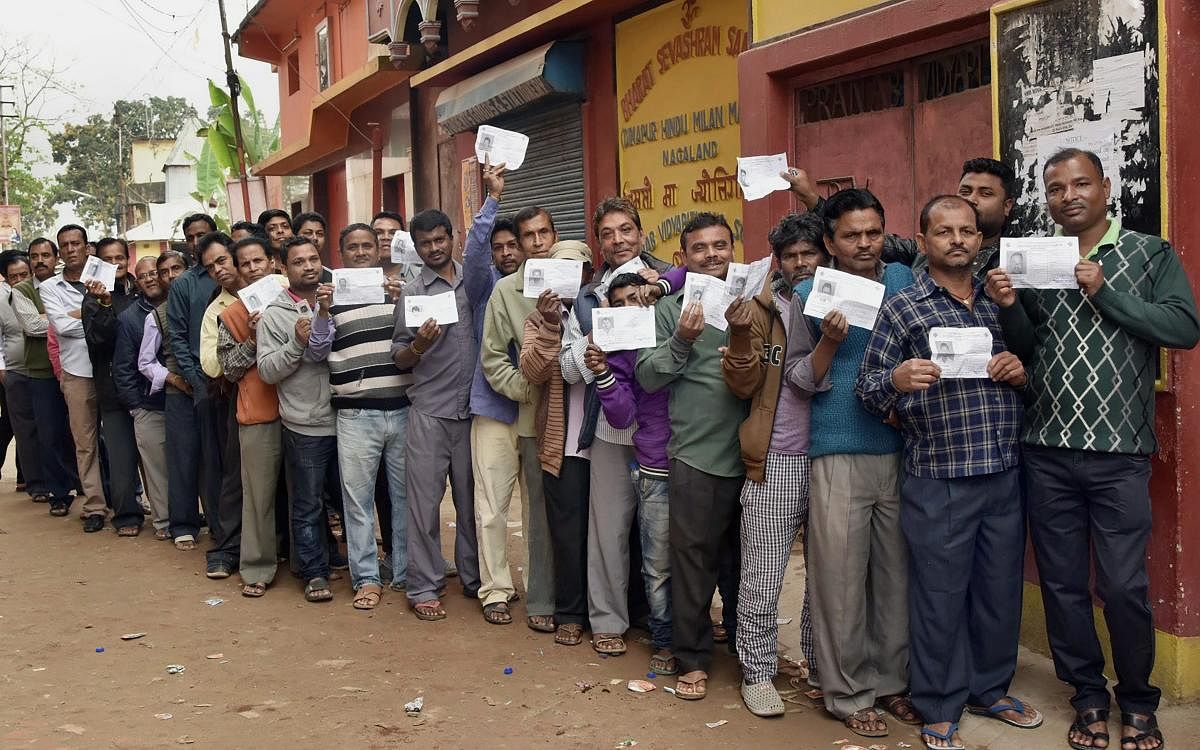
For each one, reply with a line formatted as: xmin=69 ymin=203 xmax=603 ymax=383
xmin=251 ymin=55 xmax=412 ymax=176
xmin=434 ymin=41 xmax=584 ymax=135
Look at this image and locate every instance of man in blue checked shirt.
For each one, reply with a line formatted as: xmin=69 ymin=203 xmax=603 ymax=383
xmin=856 ymin=195 xmax=1042 ymax=750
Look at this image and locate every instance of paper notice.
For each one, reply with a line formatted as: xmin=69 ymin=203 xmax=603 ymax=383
xmin=1092 ymin=50 xmax=1145 ymax=118
xmin=803 ymin=267 xmax=885 ymax=330
xmin=592 ymin=306 xmax=656 ymax=352
xmin=1000 ymin=237 xmax=1080 ymax=289
xmin=929 ymin=327 xmax=994 ymax=379
xmin=403 ymin=290 xmax=459 ymax=326
xmin=735 ymin=153 xmax=790 ymax=201
xmin=681 ymin=272 xmax=732 ymax=331
xmin=237 ymin=274 xmax=284 ymax=314
xmin=523 ymin=258 xmax=582 ymax=300
xmin=81 ymin=255 xmax=118 ymax=292
xmin=475 ymin=125 xmax=529 ymax=170
xmin=331 ymin=267 xmax=385 ymax=305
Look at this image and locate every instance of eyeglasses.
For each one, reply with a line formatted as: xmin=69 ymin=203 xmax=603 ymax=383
xmin=135 ymin=271 xmax=158 ymax=282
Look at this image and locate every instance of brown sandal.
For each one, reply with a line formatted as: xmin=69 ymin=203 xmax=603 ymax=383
xmin=555 ymin=623 xmax=584 ymax=646
xmin=117 ymin=526 xmax=140 ymax=537
xmin=482 ymin=602 xmax=512 ymax=625
xmin=353 ymin=584 xmax=382 ymax=610
xmin=846 ymin=708 xmax=889 ymax=738
xmin=592 ymin=633 xmax=627 ymax=655
xmin=674 ymin=670 xmax=708 ymax=700
xmin=412 ymin=599 xmax=446 ymax=620
xmin=878 ymin=693 xmax=922 ymax=725
xmin=527 ymin=614 xmax=555 ymax=633
xmin=242 ymin=582 xmax=267 ymax=597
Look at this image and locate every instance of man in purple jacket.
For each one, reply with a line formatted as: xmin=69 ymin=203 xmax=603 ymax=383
xmin=583 ymin=272 xmax=675 ymax=675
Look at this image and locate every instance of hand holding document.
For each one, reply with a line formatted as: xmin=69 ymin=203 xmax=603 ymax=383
xmin=591 ymin=306 xmax=656 ymax=352
xmin=390 ymin=230 xmax=421 ymax=265
xmin=1000 ymin=237 xmax=1080 ymax=289
xmin=523 ymin=259 xmax=582 ymax=300
xmin=81 ymin=255 xmax=118 ymax=292
xmin=597 ymin=256 xmax=647 ymax=296
xmin=736 ymin=153 xmax=790 ymax=201
xmin=725 ymin=256 xmax=773 ymax=300
xmin=331 ymin=267 xmax=385 ymax=305
xmin=404 ymin=290 xmax=459 ymax=326
xmin=238 ymin=274 xmax=284 ymax=314
xmin=929 ymin=327 xmax=994 ymax=379
xmin=681 ymin=273 xmax=732 ymax=331
xmin=475 ymin=125 xmax=529 ymax=170
xmin=803 ymin=267 xmax=885 ymax=330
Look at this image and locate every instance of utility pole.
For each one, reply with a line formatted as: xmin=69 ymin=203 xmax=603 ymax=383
xmin=0 ymin=83 xmax=14 ymax=205
xmin=217 ymin=0 xmax=252 ymax=221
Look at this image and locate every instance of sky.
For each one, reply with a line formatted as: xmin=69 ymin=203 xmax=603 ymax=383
xmin=8 ymin=0 xmax=281 ymax=227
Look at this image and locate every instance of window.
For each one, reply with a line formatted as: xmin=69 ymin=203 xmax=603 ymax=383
xmin=287 ymin=52 xmax=300 ymax=95
xmin=315 ymin=20 xmax=331 ymax=91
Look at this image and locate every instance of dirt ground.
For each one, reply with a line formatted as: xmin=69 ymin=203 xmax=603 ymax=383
xmin=2 ymin=459 xmax=1197 ymax=749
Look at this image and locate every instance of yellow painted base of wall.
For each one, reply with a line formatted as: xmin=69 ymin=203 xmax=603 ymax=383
xmin=1021 ymin=582 xmax=1200 ymax=700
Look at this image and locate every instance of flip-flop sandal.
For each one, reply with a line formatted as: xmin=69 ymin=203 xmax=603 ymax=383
xmin=712 ymin=622 xmax=728 ymax=643
xmin=412 ymin=600 xmax=446 ymax=620
xmin=592 ymin=633 xmax=626 ymax=655
xmin=1068 ymin=708 xmax=1110 ymax=750
xmin=527 ymin=615 xmax=556 ymax=633
xmin=49 ymin=502 xmax=70 ymax=517
xmin=117 ymin=526 xmax=140 ymax=537
xmin=242 ymin=582 xmax=267 ymax=598
xmin=555 ymin=623 xmax=584 ymax=646
xmin=32 ymin=493 xmax=49 ymax=503
xmin=921 ymin=722 xmax=966 ymax=750
xmin=353 ymin=585 xmax=382 ymax=610
xmin=879 ymin=693 xmax=923 ymax=725
xmin=482 ymin=602 xmax=512 ymax=625
xmin=1120 ymin=712 xmax=1165 ymax=750
xmin=154 ymin=529 xmax=171 ymax=541
xmin=304 ymin=577 xmax=333 ymax=602
xmin=846 ymin=708 xmax=889 ymax=738
xmin=674 ymin=670 xmax=708 ymax=701
xmin=174 ymin=538 xmax=197 ymax=551
xmin=965 ymin=696 xmax=1042 ymax=729
xmin=649 ymin=651 xmax=677 ymax=675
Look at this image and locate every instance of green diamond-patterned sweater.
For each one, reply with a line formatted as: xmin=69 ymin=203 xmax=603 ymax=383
xmin=999 ymin=228 xmax=1200 ymax=455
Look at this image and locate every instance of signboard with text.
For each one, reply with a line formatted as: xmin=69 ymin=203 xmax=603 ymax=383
xmin=0 ymin=205 xmax=22 ymax=250
xmin=615 ymin=0 xmax=748 ymax=259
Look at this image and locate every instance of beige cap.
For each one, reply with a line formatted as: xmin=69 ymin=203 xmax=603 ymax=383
xmin=550 ymin=240 xmax=593 ymax=264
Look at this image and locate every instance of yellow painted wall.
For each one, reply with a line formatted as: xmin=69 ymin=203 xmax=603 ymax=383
xmin=752 ymin=0 xmax=887 ymax=42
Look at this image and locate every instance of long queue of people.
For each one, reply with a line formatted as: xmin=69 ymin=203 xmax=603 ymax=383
xmin=1 ymin=147 xmax=1189 ymax=750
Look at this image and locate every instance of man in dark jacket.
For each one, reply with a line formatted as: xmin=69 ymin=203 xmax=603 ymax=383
xmin=82 ymin=238 xmax=141 ymax=534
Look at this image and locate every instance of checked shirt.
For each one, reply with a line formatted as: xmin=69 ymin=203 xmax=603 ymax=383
xmin=855 ymin=272 xmax=1023 ymax=479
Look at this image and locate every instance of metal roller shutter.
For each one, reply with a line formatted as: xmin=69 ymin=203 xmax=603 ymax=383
xmin=491 ymin=102 xmax=586 ymax=241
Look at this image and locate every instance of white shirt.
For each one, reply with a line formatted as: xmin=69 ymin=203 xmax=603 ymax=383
xmin=40 ymin=273 xmax=92 ymax=378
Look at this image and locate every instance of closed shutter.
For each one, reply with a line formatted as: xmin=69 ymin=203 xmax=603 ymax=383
xmin=492 ymin=102 xmax=586 ymax=241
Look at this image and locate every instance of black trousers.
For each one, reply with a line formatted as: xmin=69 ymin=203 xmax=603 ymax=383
xmin=543 ymin=457 xmax=590 ymax=625
xmin=668 ymin=459 xmax=743 ymax=674
xmin=1025 ymin=445 xmax=1161 ymax=714
xmin=902 ymin=468 xmax=1024 ymax=723
xmin=206 ymin=392 xmax=243 ymax=566
xmin=6 ymin=373 xmax=45 ymax=495
xmin=28 ymin=375 xmax=78 ymax=499
xmin=100 ymin=407 xmax=143 ymax=529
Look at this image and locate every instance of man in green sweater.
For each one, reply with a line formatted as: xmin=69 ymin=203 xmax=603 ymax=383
xmin=637 ymin=212 xmax=748 ymax=701
xmin=986 ymin=148 xmax=1199 ymax=750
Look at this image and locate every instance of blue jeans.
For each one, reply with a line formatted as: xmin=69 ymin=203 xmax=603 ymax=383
xmin=282 ymin=428 xmax=337 ymax=581
xmin=635 ymin=471 xmax=672 ymax=651
xmin=336 ymin=407 xmax=408 ymax=590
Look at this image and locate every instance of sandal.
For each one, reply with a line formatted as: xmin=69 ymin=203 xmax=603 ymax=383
xmin=712 ymin=622 xmax=728 ymax=643
xmin=879 ymin=693 xmax=923 ymax=725
xmin=412 ymin=599 xmax=446 ymax=620
xmin=846 ymin=707 xmax=889 ymax=738
xmin=966 ymin=695 xmax=1042 ymax=729
xmin=49 ymin=501 xmax=70 ymax=517
xmin=674 ymin=670 xmax=708 ymax=701
xmin=174 ymin=536 xmax=197 ymax=551
xmin=304 ymin=577 xmax=333 ymax=603
xmin=154 ymin=529 xmax=171 ymax=541
xmin=921 ymin=722 xmax=966 ymax=750
xmin=242 ymin=582 xmax=267 ymax=598
xmin=117 ymin=526 xmax=140 ymax=537
xmin=482 ymin=602 xmax=512 ymax=625
xmin=1120 ymin=712 xmax=1164 ymax=750
xmin=527 ymin=614 xmax=555 ymax=633
xmin=1069 ymin=708 xmax=1110 ymax=750
xmin=741 ymin=680 xmax=785 ymax=717
xmin=592 ymin=633 xmax=626 ymax=656
xmin=353 ymin=584 xmax=382 ymax=610
xmin=554 ymin=623 xmax=584 ymax=646
xmin=649 ymin=650 xmax=677 ymax=675
xmin=32 ymin=493 xmax=49 ymax=503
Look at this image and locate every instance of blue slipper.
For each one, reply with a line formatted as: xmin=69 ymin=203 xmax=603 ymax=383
xmin=921 ymin=722 xmax=966 ymax=750
xmin=965 ymin=695 xmax=1044 ymax=729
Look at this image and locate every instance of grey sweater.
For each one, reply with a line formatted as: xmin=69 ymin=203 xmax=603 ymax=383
xmin=256 ymin=292 xmax=335 ymax=436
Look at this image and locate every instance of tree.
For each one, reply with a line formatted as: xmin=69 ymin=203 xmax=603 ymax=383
xmin=0 ymin=37 xmax=69 ymax=239
xmin=49 ymin=96 xmax=197 ymax=233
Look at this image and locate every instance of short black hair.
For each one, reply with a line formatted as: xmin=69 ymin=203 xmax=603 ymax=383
xmin=338 ymin=222 xmax=377 ymax=251
xmin=513 ymin=206 xmax=556 ymax=237
xmin=0 ymin=250 xmax=30 ymax=278
xmin=592 ymin=197 xmax=642 ymax=240
xmin=605 ymin=272 xmax=648 ymax=303
xmin=1043 ymin=148 xmax=1104 ymax=179
xmin=820 ymin=188 xmax=885 ymax=238
xmin=27 ymin=237 xmax=58 ymax=255
xmin=409 ymin=209 xmax=453 ymax=237
xmin=232 ymin=235 xmax=273 ymax=264
xmin=372 ymin=210 xmax=405 ymax=230
xmin=280 ymin=235 xmax=317 ymax=264
xmin=257 ymin=208 xmax=291 ymax=226
xmin=197 ymin=231 xmax=234 ymax=263
xmin=919 ymin=194 xmax=981 ymax=234
xmin=231 ymin=220 xmax=266 ymax=238
xmin=182 ymin=213 xmax=217 ymax=233
xmin=56 ymin=224 xmax=88 ymax=243
xmin=94 ymin=237 xmax=129 ymax=257
xmin=768 ymin=212 xmax=826 ymax=260
xmin=679 ymin=212 xmax=734 ymax=251
xmin=156 ymin=250 xmax=188 ymax=269
xmin=291 ymin=211 xmax=326 ymax=234
xmin=490 ymin=217 xmax=517 ymax=245
xmin=961 ymin=157 xmax=1017 ymax=199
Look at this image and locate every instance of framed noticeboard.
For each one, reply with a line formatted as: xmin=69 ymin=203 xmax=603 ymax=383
xmin=990 ymin=0 xmax=1169 ymax=391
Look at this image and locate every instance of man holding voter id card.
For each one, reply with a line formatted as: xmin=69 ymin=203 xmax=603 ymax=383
xmin=857 ymin=195 xmax=1039 ymax=750
xmin=986 ymin=148 xmax=1199 ymax=750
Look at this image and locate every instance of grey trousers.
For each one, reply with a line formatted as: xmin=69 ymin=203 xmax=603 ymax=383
xmin=405 ymin=409 xmax=478 ymax=604
xmin=808 ymin=452 xmax=908 ymax=719
xmin=239 ymin=420 xmax=282 ymax=586
xmin=587 ymin=438 xmax=638 ymax=635
xmin=519 ymin=435 xmax=554 ymax=617
xmin=131 ymin=408 xmax=169 ymax=532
